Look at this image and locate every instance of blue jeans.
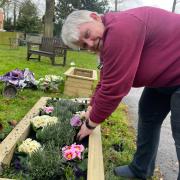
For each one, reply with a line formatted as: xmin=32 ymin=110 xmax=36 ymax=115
xmin=129 ymin=87 xmax=180 ymax=180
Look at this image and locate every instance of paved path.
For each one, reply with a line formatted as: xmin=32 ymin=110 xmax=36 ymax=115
xmin=123 ymin=88 xmax=178 ymax=180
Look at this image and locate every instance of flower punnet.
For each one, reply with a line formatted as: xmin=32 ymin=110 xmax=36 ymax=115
xmin=62 ymin=144 xmax=85 ymax=160
xmin=70 ymin=115 xmax=82 ymax=127
xmin=31 ymin=115 xmax=58 ymax=129
xmin=18 ymin=138 xmax=41 ymax=156
xmin=43 ymin=106 xmax=54 ymax=114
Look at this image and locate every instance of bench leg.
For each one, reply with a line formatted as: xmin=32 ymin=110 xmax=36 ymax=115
xmin=50 ymin=57 xmax=55 ymax=65
xmin=38 ymin=55 xmax=41 ymax=61
xmin=27 ymin=53 xmax=31 ymax=61
xmin=63 ymin=50 xmax=67 ymax=66
xmin=63 ymin=56 xmax=66 ymax=66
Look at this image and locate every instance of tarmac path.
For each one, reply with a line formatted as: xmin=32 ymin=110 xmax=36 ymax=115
xmin=123 ymin=88 xmax=178 ymax=180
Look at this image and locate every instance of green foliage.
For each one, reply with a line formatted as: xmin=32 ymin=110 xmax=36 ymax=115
xmin=36 ymin=99 xmax=86 ymax=146
xmin=101 ymin=104 xmax=136 ymax=180
xmin=16 ymin=0 xmax=42 ymax=34
xmin=36 ymin=121 xmax=76 ymax=146
xmin=29 ymin=143 xmax=65 ymax=180
xmin=65 ymin=165 xmax=76 ymax=180
xmin=4 ymin=18 xmax=14 ymax=31
xmin=36 ymin=75 xmax=64 ymax=92
xmin=0 ymin=125 xmax=13 ymax=142
xmin=54 ymin=0 xmax=110 ymax=36
xmin=0 ymin=45 xmax=97 ymax=132
xmin=0 ymin=0 xmax=7 ymax=7
xmin=48 ymin=98 xmax=86 ymax=115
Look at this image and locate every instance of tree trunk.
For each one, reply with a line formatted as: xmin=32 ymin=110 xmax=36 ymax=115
xmin=13 ymin=0 xmax=16 ymax=31
xmin=115 ymin=0 xmax=117 ymax=11
xmin=172 ymin=0 xmax=176 ymax=12
xmin=44 ymin=0 xmax=55 ymax=37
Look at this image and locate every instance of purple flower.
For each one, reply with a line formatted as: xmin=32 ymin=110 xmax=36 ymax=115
xmin=70 ymin=115 xmax=82 ymax=127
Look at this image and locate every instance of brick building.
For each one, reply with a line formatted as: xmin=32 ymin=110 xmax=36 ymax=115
xmin=0 ymin=8 xmax=4 ymax=30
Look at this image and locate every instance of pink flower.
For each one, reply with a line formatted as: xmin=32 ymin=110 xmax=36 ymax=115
xmin=63 ymin=149 xmax=76 ymax=160
xmin=70 ymin=115 xmax=82 ymax=127
xmin=62 ymin=145 xmax=72 ymax=152
xmin=72 ymin=144 xmax=85 ymax=153
xmin=62 ymin=144 xmax=85 ymax=161
xmin=75 ymin=151 xmax=82 ymax=159
xmin=43 ymin=106 xmax=54 ymax=114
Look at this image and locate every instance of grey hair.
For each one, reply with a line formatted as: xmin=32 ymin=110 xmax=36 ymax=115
xmin=61 ymin=10 xmax=98 ymax=50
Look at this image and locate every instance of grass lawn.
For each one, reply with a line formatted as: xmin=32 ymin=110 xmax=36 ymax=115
xmin=0 ymin=44 xmax=98 ymax=129
xmin=0 ymin=44 xmax=160 ymax=179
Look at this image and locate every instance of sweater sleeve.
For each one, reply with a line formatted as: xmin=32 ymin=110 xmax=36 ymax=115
xmin=90 ymin=70 xmax=103 ymax=106
xmin=90 ymin=15 xmax=146 ymax=123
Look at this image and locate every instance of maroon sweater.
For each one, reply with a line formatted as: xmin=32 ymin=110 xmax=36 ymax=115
xmin=89 ymin=7 xmax=180 ymax=123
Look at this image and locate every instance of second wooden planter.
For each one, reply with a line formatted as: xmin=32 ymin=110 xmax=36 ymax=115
xmin=64 ymin=67 xmax=97 ymax=97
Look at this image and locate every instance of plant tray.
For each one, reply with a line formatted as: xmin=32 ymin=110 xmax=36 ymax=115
xmin=64 ymin=67 xmax=97 ymax=97
xmin=0 ymin=97 xmax=104 ymax=180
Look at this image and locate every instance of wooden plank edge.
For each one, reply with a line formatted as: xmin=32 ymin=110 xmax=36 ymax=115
xmin=0 ymin=97 xmax=50 ymax=169
xmin=88 ymin=125 xmax=104 ymax=180
xmin=64 ymin=67 xmax=97 ymax=81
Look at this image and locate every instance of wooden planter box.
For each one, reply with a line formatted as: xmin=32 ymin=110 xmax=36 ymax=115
xmin=0 ymin=97 xmax=104 ymax=180
xmin=64 ymin=67 xmax=97 ymax=97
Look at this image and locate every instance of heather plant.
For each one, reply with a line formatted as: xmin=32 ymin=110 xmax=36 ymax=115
xmin=36 ymin=120 xmax=76 ymax=146
xmin=29 ymin=143 xmax=66 ymax=180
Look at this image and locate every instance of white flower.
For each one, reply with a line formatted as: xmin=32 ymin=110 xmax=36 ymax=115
xmin=70 ymin=62 xmax=75 ymax=66
xmin=51 ymin=75 xmax=60 ymax=82
xmin=31 ymin=115 xmax=58 ymax=129
xmin=18 ymin=138 xmax=41 ymax=156
xmin=44 ymin=75 xmax=51 ymax=82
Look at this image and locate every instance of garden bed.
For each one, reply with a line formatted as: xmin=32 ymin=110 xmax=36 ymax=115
xmin=0 ymin=97 xmax=104 ymax=180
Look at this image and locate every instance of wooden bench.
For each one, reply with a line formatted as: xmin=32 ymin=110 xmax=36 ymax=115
xmin=27 ymin=37 xmax=67 ymax=66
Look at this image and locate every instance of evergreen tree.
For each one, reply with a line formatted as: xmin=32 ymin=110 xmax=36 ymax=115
xmin=0 ymin=0 xmax=7 ymax=7
xmin=16 ymin=0 xmax=42 ymax=36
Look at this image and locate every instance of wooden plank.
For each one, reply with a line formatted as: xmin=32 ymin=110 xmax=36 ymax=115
xmin=64 ymin=86 xmax=92 ymax=97
xmin=64 ymin=90 xmax=92 ymax=97
xmin=64 ymin=67 xmax=74 ymax=76
xmin=67 ymin=77 xmax=93 ymax=85
xmin=64 ymin=67 xmax=97 ymax=81
xmin=88 ymin=125 xmax=104 ymax=180
xmin=0 ymin=97 xmax=50 ymax=168
xmin=65 ymin=81 xmax=93 ymax=89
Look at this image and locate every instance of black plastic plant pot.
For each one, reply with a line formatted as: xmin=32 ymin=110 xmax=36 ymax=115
xmin=2 ymin=84 xmax=18 ymax=98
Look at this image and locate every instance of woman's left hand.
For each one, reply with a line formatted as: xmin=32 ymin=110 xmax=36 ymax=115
xmin=76 ymin=122 xmax=93 ymax=141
